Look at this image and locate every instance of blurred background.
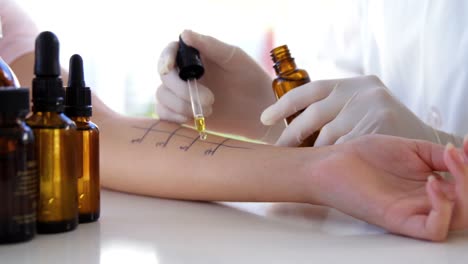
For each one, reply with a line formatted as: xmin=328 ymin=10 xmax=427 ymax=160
xmin=16 ymin=0 xmax=357 ymax=116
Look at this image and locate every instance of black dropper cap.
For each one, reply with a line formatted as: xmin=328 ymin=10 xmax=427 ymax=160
xmin=176 ymin=35 xmax=204 ymax=81
xmin=64 ymin=54 xmax=92 ymax=117
xmin=31 ymin=31 xmax=64 ymax=112
xmin=0 ymin=88 xmax=29 ymax=117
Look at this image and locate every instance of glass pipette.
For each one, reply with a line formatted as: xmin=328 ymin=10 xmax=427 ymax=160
xmin=187 ymin=78 xmax=207 ymax=140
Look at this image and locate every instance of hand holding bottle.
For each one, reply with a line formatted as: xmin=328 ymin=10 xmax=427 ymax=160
xmin=261 ymin=75 xmax=459 ymax=147
xmin=156 ymin=30 xmax=278 ymax=141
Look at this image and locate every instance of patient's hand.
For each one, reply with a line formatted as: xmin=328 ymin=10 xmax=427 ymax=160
xmin=312 ymin=135 xmax=459 ymax=241
xmin=443 ymin=139 xmax=468 ymax=230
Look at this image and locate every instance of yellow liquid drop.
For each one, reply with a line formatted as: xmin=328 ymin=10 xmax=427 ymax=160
xmin=195 ymin=116 xmax=207 ymax=140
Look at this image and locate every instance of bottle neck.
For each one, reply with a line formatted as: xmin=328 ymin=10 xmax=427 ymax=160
xmin=30 ymin=111 xmax=61 ymax=119
xmin=31 ymin=76 xmax=65 ymax=112
xmin=71 ymin=116 xmax=90 ymax=123
xmin=271 ymin=45 xmax=298 ymax=76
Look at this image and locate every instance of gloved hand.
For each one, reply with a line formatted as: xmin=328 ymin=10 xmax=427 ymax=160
xmin=156 ymin=30 xmax=282 ymax=141
xmin=260 ymin=75 xmax=462 ymax=147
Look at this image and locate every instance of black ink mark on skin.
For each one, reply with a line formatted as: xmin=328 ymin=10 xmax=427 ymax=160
xmin=131 ymin=122 xmax=251 ymax=155
xmin=132 ymin=126 xmax=193 ymax=140
xmin=180 ymin=136 xmax=200 ymax=151
xmin=156 ymin=127 xmax=184 ymax=148
xmin=131 ymin=121 xmax=161 ymax=144
xmin=204 ymin=138 xmax=230 ymax=156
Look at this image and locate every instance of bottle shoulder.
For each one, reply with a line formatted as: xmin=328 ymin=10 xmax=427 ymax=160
xmin=70 ymin=117 xmax=99 ymax=131
xmin=74 ymin=120 xmax=100 ymax=132
xmin=26 ymin=112 xmax=76 ymax=129
xmin=0 ymin=121 xmax=35 ymax=145
xmin=275 ymin=68 xmax=310 ymax=81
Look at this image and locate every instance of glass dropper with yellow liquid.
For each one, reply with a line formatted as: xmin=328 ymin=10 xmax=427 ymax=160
xmin=187 ymin=78 xmax=207 ymax=139
xmin=176 ymin=35 xmax=207 ymax=140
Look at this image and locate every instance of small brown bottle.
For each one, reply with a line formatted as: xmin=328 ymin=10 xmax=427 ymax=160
xmin=0 ymin=57 xmax=20 ymax=88
xmin=26 ymin=31 xmax=78 ymax=233
xmin=64 ymin=54 xmax=100 ymax=223
xmin=271 ymin=45 xmax=320 ymax=147
xmin=0 ymin=88 xmax=38 ymax=244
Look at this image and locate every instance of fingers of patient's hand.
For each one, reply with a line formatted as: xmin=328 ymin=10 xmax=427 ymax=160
xmin=261 ymin=82 xmax=334 ymax=126
xmin=158 ymin=42 xmax=178 ymax=76
xmin=445 ymin=143 xmax=467 ymax=190
xmin=390 ymin=177 xmax=453 ymax=242
xmin=444 ymin=142 xmax=468 ymax=229
xmin=464 ymin=135 xmax=468 ymax=160
xmin=423 ymin=176 xmax=455 ymax=241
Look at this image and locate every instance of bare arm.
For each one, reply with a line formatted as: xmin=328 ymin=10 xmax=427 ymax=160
xmin=7 ymin=26 xmax=467 ymax=242
xmin=10 ymin=51 xmax=321 ymax=203
xmin=10 ymin=49 xmax=468 ymax=241
xmin=99 ymin=114 xmax=320 ymax=203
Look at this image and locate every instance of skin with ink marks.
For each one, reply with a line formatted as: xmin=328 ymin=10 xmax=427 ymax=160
xmin=131 ymin=121 xmax=250 ymax=156
xmin=5 ymin=16 xmax=467 ymax=240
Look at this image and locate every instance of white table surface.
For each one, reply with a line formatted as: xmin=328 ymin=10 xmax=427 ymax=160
xmin=1 ymin=189 xmax=467 ymax=264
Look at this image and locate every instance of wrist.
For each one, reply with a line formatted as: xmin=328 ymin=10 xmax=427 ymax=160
xmin=210 ymin=146 xmax=327 ymax=204
xmin=292 ymin=146 xmax=333 ymax=206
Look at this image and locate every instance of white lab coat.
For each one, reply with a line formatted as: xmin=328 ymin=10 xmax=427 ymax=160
xmin=331 ymin=0 xmax=468 ymax=138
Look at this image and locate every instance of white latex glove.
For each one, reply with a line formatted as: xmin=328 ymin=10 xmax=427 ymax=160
xmin=156 ymin=30 xmax=282 ymax=141
xmin=261 ymin=75 xmax=462 ymax=147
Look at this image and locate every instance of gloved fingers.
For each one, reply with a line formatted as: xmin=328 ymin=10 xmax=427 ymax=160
xmin=261 ymin=80 xmax=338 ymax=126
xmin=315 ymin=86 xmax=388 ymax=146
xmin=325 ymin=86 xmax=403 ymax=145
xmin=158 ymin=41 xmax=179 ymax=76
xmin=160 ymin=70 xmax=215 ymax=106
xmin=181 ymin=30 xmax=238 ymax=65
xmin=334 ymin=132 xmax=356 ymax=145
xmin=334 ymin=111 xmax=382 ymax=145
xmin=274 ymin=96 xmax=342 ymax=147
xmin=156 ymin=85 xmax=194 ymax=117
xmin=313 ymin=115 xmax=356 ymax=147
xmin=157 ymin=84 xmax=213 ymax=118
xmin=155 ymin=102 xmax=189 ymax=124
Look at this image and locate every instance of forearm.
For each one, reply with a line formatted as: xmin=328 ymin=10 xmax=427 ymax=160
xmin=10 ymin=52 xmax=323 ymax=204
xmin=99 ymin=112 xmax=322 ymax=203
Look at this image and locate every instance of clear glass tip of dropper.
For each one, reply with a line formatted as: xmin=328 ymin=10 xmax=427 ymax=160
xmin=187 ymin=78 xmax=207 ymax=140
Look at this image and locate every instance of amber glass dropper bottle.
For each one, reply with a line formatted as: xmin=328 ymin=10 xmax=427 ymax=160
xmin=0 ymin=57 xmax=19 ymax=87
xmin=64 ymin=54 xmax=100 ymax=223
xmin=270 ymin=45 xmax=320 ymax=147
xmin=0 ymin=88 xmax=37 ymax=244
xmin=26 ymin=31 xmax=78 ymax=233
